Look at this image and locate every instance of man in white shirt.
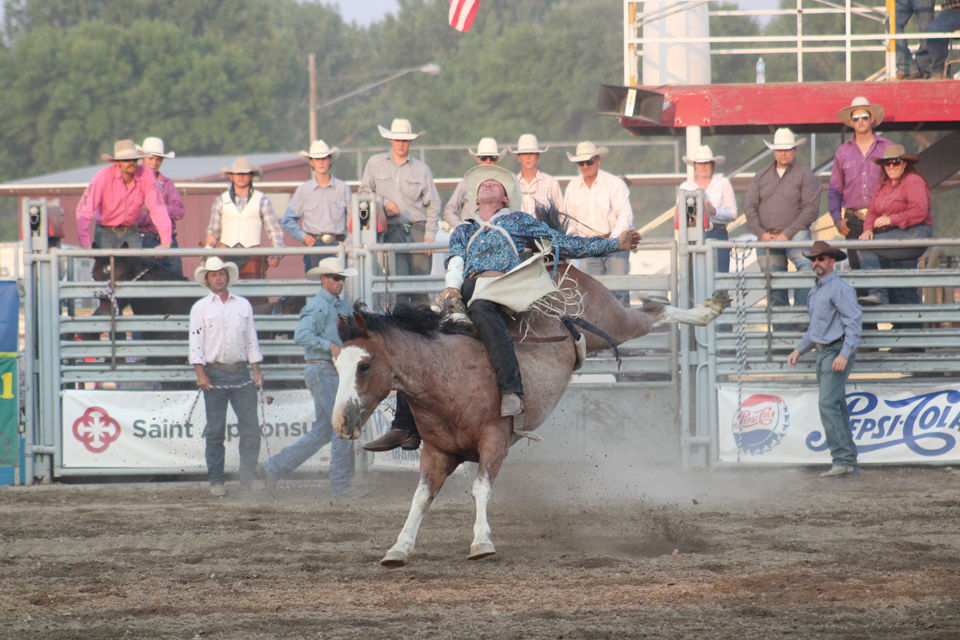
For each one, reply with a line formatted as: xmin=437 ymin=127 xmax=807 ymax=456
xmin=188 ymin=257 xmax=265 ymax=497
xmin=563 ymin=141 xmax=636 ymax=304
xmin=512 ymin=134 xmax=563 ymax=215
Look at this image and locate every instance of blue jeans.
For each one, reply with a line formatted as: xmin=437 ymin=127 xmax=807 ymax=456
xmin=917 ymin=7 xmax=960 ymax=75
xmin=202 ymin=365 xmax=261 ymax=486
xmin=706 ymin=225 xmax=730 ymax=273
xmin=95 ymin=224 xmax=142 ymax=249
xmin=756 ymin=228 xmax=812 ymax=307
xmin=816 ymin=344 xmax=858 ymax=467
xmin=302 ymin=238 xmax=338 ymax=272
xmin=894 ymin=0 xmax=934 ymax=74
xmin=262 ymin=362 xmax=354 ymax=494
xmin=859 ymin=223 xmax=932 ymax=305
xmin=581 ymin=250 xmax=631 ymax=306
xmin=141 ymin=231 xmax=183 ymax=277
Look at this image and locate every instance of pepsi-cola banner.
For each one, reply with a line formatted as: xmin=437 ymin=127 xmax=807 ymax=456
xmin=0 ymin=281 xmax=18 ymax=467
xmin=718 ymin=384 xmax=960 ymax=464
xmin=61 ymin=389 xmax=416 ymax=471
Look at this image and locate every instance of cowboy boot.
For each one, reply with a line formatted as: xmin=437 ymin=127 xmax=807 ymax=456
xmin=363 ymin=428 xmax=421 ymax=452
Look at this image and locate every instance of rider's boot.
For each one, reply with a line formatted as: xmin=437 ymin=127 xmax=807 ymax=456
xmin=363 ymin=392 xmax=421 ymax=452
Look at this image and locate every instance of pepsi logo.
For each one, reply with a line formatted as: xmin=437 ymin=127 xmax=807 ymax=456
xmin=733 ymin=394 xmax=790 ymax=455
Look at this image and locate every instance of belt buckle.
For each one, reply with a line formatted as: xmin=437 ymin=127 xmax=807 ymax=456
xmin=319 ymin=233 xmax=336 ymax=244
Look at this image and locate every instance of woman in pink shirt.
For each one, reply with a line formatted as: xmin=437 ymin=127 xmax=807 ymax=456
xmin=857 ymin=145 xmax=932 ymax=308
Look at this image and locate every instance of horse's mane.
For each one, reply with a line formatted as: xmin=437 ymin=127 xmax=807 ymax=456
xmin=534 ymin=201 xmax=568 ymax=234
xmin=339 ymin=302 xmax=476 ymax=342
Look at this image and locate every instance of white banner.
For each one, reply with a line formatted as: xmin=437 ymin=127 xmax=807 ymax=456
xmin=718 ymin=384 xmax=960 ymax=464
xmin=61 ymin=389 xmax=418 ymax=471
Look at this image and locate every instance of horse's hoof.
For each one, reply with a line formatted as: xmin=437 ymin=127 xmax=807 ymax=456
xmin=380 ymin=549 xmax=408 ymax=567
xmin=468 ymin=542 xmax=496 ymax=560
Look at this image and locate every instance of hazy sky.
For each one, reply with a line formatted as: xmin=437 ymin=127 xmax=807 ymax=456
xmin=326 ymin=0 xmax=400 ymax=26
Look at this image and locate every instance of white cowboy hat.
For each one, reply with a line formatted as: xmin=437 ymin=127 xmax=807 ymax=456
xmin=682 ymin=144 xmax=726 ymax=166
xmin=299 ymin=139 xmax=341 ymax=161
xmin=137 ymin=137 xmax=175 ymax=159
xmin=377 ymin=118 xmax=423 ymax=141
xmin=838 ymin=96 xmax=885 ymax=128
xmin=306 ymin=257 xmax=358 ymax=281
xmin=468 ymin=137 xmax=503 ymax=159
xmin=464 ymin=165 xmax=521 ymax=216
xmin=763 ymin=128 xmax=807 ymax=151
xmin=510 ymin=133 xmax=548 ymax=155
xmin=221 ymin=156 xmax=263 ymax=176
xmin=566 ymin=141 xmax=610 ymax=163
xmin=101 ymin=139 xmax=145 ymax=163
xmin=194 ymin=256 xmax=239 ymax=286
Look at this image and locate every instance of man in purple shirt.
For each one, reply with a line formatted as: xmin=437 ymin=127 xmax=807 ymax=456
xmin=137 ymin=137 xmax=185 ymax=275
xmin=828 ymin=97 xmax=891 ymax=272
xmin=75 ymin=139 xmax=172 ymax=250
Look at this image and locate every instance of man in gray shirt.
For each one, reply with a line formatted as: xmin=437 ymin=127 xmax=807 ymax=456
xmin=745 ymin=128 xmax=821 ymax=307
xmin=359 ymin=119 xmax=441 ymax=302
xmin=281 ymin=139 xmax=351 ymax=273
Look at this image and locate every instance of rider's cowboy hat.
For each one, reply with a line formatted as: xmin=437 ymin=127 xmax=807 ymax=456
xmin=838 ymin=96 xmax=885 ymax=128
xmin=802 ymin=240 xmax=847 ymax=262
xmin=871 ymin=143 xmax=918 ymax=165
xmin=136 ymin=137 xmax=175 ymax=159
xmin=221 ymin=156 xmax=262 ymax=176
xmin=465 ymin=165 xmax=521 ymax=215
xmin=682 ymin=144 xmax=726 ymax=166
xmin=377 ymin=118 xmax=423 ymax=141
xmin=101 ymin=139 xmax=145 ymax=163
xmin=510 ymin=133 xmax=548 ymax=155
xmin=194 ymin=256 xmax=240 ymax=286
xmin=468 ymin=137 xmax=503 ymax=160
xmin=566 ymin=141 xmax=610 ymax=163
xmin=299 ymin=139 xmax=341 ymax=162
xmin=306 ymin=257 xmax=358 ymax=281
xmin=763 ymin=128 xmax=807 ymax=151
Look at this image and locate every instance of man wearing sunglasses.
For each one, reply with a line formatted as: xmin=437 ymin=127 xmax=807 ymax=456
xmin=563 ymin=141 xmax=635 ymax=305
xmin=787 ymin=241 xmax=862 ymax=478
xmin=256 ymin=257 xmax=366 ymax=499
xmin=828 ymin=97 xmax=892 ymax=275
xmin=442 ymin=137 xmax=504 ymax=227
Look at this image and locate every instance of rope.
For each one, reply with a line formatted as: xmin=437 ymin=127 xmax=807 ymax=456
xmin=732 ymin=240 xmax=752 ymax=464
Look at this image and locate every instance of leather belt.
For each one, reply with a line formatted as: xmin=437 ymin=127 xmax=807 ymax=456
xmin=843 ymin=207 xmax=869 ymax=221
xmin=814 ymin=337 xmax=844 ymax=352
xmin=307 ymin=232 xmax=346 ymax=244
xmin=103 ymin=225 xmax=137 ymax=233
xmin=206 ymin=362 xmax=246 ymax=372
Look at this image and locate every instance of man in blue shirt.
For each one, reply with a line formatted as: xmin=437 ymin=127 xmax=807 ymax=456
xmin=257 ymin=258 xmax=365 ymax=498
xmin=364 ymin=165 xmax=641 ymax=452
xmin=788 ymin=241 xmax=862 ymax=478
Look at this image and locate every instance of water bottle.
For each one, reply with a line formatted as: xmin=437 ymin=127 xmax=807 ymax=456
xmin=756 ymin=57 xmax=765 ymax=84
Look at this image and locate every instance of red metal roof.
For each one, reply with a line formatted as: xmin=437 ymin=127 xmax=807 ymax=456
xmin=604 ymin=80 xmax=960 ymax=136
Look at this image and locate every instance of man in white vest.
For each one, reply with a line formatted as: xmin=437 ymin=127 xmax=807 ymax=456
xmin=204 ymin=157 xmax=284 ymax=280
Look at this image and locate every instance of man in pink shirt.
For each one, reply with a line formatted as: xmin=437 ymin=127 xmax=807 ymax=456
xmin=75 ymin=139 xmax=172 ymax=250
xmin=136 ymin=137 xmax=185 ymax=275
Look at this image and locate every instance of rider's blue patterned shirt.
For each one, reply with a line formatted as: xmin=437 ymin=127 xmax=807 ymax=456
xmin=447 ymin=208 xmax=620 ymax=277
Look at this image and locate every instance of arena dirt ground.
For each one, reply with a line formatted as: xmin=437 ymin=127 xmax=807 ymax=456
xmin=1 ymin=460 xmax=958 ymax=639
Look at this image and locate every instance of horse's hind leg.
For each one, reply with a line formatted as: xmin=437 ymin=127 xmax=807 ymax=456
xmin=381 ymin=448 xmax=459 ymax=568
xmin=468 ymin=430 xmax=510 ymax=560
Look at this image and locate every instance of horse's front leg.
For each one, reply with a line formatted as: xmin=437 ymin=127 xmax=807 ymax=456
xmin=381 ymin=447 xmax=459 ymax=568
xmin=468 ymin=426 xmax=510 ymax=560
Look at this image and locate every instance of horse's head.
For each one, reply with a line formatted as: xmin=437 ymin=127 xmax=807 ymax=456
xmin=332 ymin=311 xmax=394 ymax=439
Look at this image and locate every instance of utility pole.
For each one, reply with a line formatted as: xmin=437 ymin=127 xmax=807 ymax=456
xmin=308 ymin=53 xmax=318 ymax=143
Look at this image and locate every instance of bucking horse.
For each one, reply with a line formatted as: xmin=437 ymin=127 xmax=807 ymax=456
xmin=332 ymin=260 xmax=728 ymax=567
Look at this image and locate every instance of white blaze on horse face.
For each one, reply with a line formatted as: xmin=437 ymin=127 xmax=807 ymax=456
xmin=332 ymin=345 xmax=369 ymax=439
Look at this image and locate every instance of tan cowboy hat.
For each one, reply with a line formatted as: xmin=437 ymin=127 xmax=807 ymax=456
xmin=137 ymin=137 xmax=175 ymax=159
xmin=682 ymin=144 xmax=726 ymax=166
xmin=802 ymin=240 xmax=847 ymax=262
xmin=194 ymin=256 xmax=240 ymax=286
xmin=763 ymin=127 xmax=807 ymax=151
xmin=468 ymin=137 xmax=503 ymax=159
xmin=377 ymin=118 xmax=423 ymax=141
xmin=306 ymin=257 xmax=358 ymax=281
xmin=838 ymin=96 xmax=885 ymax=128
xmin=221 ymin=156 xmax=262 ymax=176
xmin=871 ymin=144 xmax=919 ymax=165
xmin=464 ymin=165 xmax=521 ymax=215
xmin=101 ymin=139 xmax=145 ymax=163
xmin=510 ymin=133 xmax=548 ymax=155
xmin=566 ymin=141 xmax=610 ymax=163
xmin=299 ymin=139 xmax=341 ymax=161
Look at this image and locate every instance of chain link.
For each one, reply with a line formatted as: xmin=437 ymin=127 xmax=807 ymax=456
xmin=733 ymin=240 xmax=752 ymax=464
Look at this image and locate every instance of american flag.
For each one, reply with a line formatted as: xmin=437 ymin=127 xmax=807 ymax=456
xmin=449 ymin=0 xmax=480 ymax=32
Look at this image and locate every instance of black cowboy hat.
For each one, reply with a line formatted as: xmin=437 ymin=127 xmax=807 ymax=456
xmin=803 ymin=240 xmax=847 ymax=261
